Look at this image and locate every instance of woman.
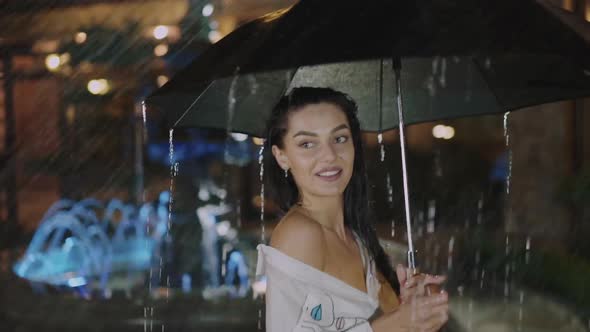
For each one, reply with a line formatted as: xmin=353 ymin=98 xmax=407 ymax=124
xmin=256 ymin=87 xmax=449 ymax=332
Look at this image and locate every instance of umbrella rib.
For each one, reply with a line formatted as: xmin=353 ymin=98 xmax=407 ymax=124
xmin=472 ymin=58 xmax=505 ymax=111
xmin=172 ymin=79 xmax=217 ymax=128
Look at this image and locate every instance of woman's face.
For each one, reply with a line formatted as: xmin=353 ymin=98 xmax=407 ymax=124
xmin=272 ymin=102 xmax=355 ymax=200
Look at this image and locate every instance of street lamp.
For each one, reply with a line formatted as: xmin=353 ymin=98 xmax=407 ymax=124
xmin=153 ymin=25 xmax=169 ymax=40
xmin=202 ymin=4 xmax=214 ymax=17
xmin=87 ymin=79 xmax=111 ymax=95
xmin=45 ymin=54 xmax=61 ymax=71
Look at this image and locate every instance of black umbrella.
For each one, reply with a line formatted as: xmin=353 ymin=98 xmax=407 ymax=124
xmin=147 ymin=0 xmax=590 ymax=135
xmin=146 ymin=0 xmax=590 ymax=271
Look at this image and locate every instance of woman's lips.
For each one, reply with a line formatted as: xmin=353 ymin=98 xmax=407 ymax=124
xmin=316 ymin=168 xmax=342 ymax=182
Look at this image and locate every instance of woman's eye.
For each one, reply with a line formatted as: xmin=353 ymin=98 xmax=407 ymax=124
xmin=335 ymin=136 xmax=348 ymax=143
xmin=300 ymin=142 xmax=314 ymax=149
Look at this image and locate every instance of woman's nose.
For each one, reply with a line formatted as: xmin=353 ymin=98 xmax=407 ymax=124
xmin=321 ymin=143 xmax=338 ymax=161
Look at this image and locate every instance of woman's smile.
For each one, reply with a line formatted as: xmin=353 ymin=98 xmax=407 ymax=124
xmin=315 ymin=166 xmax=343 ymax=182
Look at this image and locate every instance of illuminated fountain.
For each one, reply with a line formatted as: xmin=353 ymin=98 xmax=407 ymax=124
xmin=13 ymin=197 xmax=169 ymax=296
xmin=13 ymin=212 xmax=109 ymax=289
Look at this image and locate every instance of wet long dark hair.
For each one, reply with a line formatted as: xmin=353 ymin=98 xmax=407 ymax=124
xmin=263 ymin=87 xmax=400 ymax=295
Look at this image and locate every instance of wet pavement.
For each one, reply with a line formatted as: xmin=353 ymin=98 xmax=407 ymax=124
xmin=0 ymin=270 xmax=261 ymax=332
xmin=1 ymin=238 xmax=589 ymax=332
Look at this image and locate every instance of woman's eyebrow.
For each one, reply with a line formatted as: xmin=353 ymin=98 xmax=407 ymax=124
xmin=331 ymin=124 xmax=349 ymax=133
xmin=292 ymin=124 xmax=349 ymax=138
xmin=292 ymin=130 xmax=317 ymax=138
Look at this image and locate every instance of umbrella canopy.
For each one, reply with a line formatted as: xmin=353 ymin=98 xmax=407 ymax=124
xmin=146 ymin=0 xmax=590 ymax=136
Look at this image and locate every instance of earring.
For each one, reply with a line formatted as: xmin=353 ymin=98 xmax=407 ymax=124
xmin=284 ymin=168 xmax=289 ymax=178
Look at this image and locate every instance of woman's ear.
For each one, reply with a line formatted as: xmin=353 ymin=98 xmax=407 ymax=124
xmin=271 ymin=145 xmax=289 ymax=170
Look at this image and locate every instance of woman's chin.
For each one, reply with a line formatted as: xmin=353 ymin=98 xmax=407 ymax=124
xmin=308 ymin=186 xmax=347 ymax=198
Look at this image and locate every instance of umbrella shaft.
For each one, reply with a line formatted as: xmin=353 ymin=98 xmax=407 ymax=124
xmin=393 ymin=62 xmax=416 ymax=270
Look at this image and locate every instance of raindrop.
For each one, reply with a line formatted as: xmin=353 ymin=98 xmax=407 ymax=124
xmin=237 ymin=199 xmax=242 ymax=228
xmin=457 ymin=285 xmax=465 ymax=297
xmin=141 ymin=101 xmax=155 ymax=330
xmin=248 ymin=74 xmax=259 ymax=95
xmin=425 ymin=76 xmax=436 ymax=97
xmin=144 ymin=307 xmax=148 ymax=332
xmin=472 ymin=250 xmax=481 ymax=281
xmin=476 ymin=193 xmax=484 ymax=225
xmin=386 ymin=173 xmax=393 ymax=203
xmin=518 ymin=290 xmax=525 ymax=331
xmin=150 ymin=307 xmax=154 ymax=331
xmin=432 ymin=242 xmax=440 ymax=272
xmin=504 ymin=235 xmax=511 ymax=300
xmin=221 ymin=74 xmax=241 ymax=205
xmin=434 ymin=149 xmax=442 ymax=178
xmin=426 ymin=57 xmax=439 ymax=97
xmin=141 ymin=101 xmax=148 ymax=141
xmin=467 ymin=300 xmax=474 ymax=330
xmin=447 ymin=236 xmax=455 ymax=271
xmin=427 ymin=200 xmax=436 ymax=234
xmin=505 ymin=234 xmax=510 ymax=256
xmin=390 ymin=218 xmax=395 ymax=238
xmin=258 ymin=144 xmax=265 ymax=181
xmin=416 ymin=211 xmax=424 ymax=238
xmin=525 ymin=236 xmax=531 ymax=264
xmin=504 ymin=112 xmax=513 ymax=195
xmin=432 ymin=57 xmax=440 ymax=74
xmin=480 ymin=269 xmax=486 ymax=289
xmin=465 ymin=60 xmax=473 ymax=102
xmin=504 ymin=264 xmax=510 ymax=300
xmin=378 ymin=133 xmax=385 ymax=161
xmin=439 ymin=57 xmax=447 ymax=87
xmin=159 ymin=129 xmax=177 ymax=332
xmin=221 ymin=243 xmax=231 ymax=279
xmin=258 ymin=144 xmax=266 ymax=243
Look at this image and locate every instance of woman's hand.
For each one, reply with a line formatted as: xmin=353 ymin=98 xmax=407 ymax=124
xmin=396 ymin=264 xmax=446 ymax=304
xmin=370 ymin=291 xmax=449 ymax=332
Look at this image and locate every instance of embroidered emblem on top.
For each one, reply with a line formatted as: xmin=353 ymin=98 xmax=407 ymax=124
xmin=311 ymin=304 xmax=322 ymax=321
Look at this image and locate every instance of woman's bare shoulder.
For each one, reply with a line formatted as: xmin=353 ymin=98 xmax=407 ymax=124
xmin=269 ymin=209 xmax=325 ymax=270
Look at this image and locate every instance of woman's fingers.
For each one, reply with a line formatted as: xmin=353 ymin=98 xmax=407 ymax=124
xmin=401 ymin=293 xmax=447 ymax=318
xmin=417 ymin=306 xmax=449 ymax=332
xmin=422 ymin=274 xmax=446 ymax=286
xmin=396 ymin=264 xmax=408 ymax=286
xmin=396 ymin=287 xmax=450 ymax=332
xmin=414 ymin=291 xmax=448 ymax=310
xmin=414 ymin=294 xmax=449 ymax=332
xmin=403 ymin=273 xmax=445 ymax=289
xmin=401 ymin=273 xmax=447 ymax=303
xmin=419 ymin=302 xmax=449 ymax=321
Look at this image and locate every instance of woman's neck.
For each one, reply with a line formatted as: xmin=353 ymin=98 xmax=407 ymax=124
xmin=297 ymin=194 xmax=347 ymax=239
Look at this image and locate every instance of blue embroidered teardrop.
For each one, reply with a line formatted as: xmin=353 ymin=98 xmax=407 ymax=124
xmin=310 ymin=304 xmax=322 ymax=321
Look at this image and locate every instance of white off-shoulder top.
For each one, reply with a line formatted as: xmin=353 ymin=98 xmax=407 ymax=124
xmin=256 ymin=236 xmax=381 ymax=332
